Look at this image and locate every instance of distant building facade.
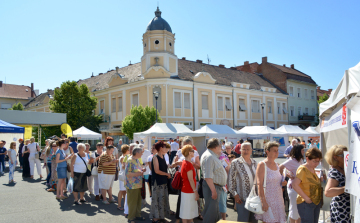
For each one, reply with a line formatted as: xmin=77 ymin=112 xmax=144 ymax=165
xmin=0 ymin=81 xmax=38 ymax=110
xmin=316 ymin=86 xmax=332 ymax=100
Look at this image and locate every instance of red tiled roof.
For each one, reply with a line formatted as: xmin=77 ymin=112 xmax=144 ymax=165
xmin=0 ymin=84 xmax=32 ymax=99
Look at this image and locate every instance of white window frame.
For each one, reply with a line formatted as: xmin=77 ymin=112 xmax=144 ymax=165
xmin=174 ymin=121 xmax=193 ymax=129
xmin=130 ymin=91 xmax=139 ymax=107
xmin=201 ymin=94 xmax=208 ymax=110
xmin=290 ymin=106 xmax=295 ymax=117
xmin=184 ymin=93 xmax=191 ymax=109
xmin=225 ymin=97 xmax=232 ymax=111
xmin=118 ymin=96 xmax=123 ymax=112
xmin=217 ymin=96 xmax=224 ymax=111
xmin=311 ymin=108 xmax=316 ymax=116
xmin=99 ymin=99 xmax=105 ymax=114
xmin=277 ymin=102 xmax=281 ymax=114
xmin=282 ymin=102 xmax=287 ymax=114
xmin=311 ymin=90 xmax=315 ymax=100
xmin=267 ymin=101 xmax=272 ymax=114
xmin=298 ymin=107 xmax=302 ymax=116
xmin=304 ymin=89 xmax=308 ymax=99
xmin=111 ymin=97 xmax=116 ymax=113
xmin=304 ymin=107 xmax=309 ymax=115
xmin=289 ymin=86 xmax=294 ymax=97
xmin=251 ymin=99 xmax=261 ymax=113
xmin=173 ymin=89 xmax=192 ymax=117
xmin=200 ymin=122 xmax=212 ymax=126
xmin=297 ymin=88 xmax=301 ymax=98
xmin=239 ymin=98 xmax=247 ymax=111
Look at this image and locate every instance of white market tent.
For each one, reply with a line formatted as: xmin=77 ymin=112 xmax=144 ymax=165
xmin=318 ymin=62 xmax=360 ymax=221
xmin=193 ymin=125 xmax=247 ymax=154
xmin=305 ymin=126 xmax=320 ymax=135
xmin=238 ymin=126 xmax=289 ymax=156
xmin=133 ymin=123 xmax=206 ymax=154
xmin=73 ymin=126 xmax=102 ymax=140
xmin=276 ymin=125 xmax=314 ymax=137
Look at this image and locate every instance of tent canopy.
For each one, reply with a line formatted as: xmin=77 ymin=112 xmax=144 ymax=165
xmin=0 ymin=119 xmax=24 ymax=133
xmin=73 ymin=126 xmax=102 ymax=140
xmin=276 ymin=125 xmax=314 ymax=136
xmin=320 ymin=62 xmax=360 ymax=117
xmin=194 ymin=124 xmax=245 ymax=138
xmin=239 ymin=126 xmax=286 ymax=138
xmin=305 ymin=126 xmax=320 ymax=135
xmin=134 ymin=123 xmax=204 ymax=138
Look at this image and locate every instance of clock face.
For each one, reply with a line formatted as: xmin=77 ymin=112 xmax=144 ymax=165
xmin=155 ymin=40 xmax=159 ymax=45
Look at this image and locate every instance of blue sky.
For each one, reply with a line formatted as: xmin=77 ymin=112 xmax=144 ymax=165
xmin=1 ymin=0 xmax=359 ymax=94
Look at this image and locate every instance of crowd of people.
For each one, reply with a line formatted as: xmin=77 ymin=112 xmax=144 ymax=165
xmin=0 ymin=134 xmax=350 ymax=223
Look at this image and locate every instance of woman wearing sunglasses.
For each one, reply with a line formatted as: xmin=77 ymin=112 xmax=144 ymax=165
xmin=324 ymin=145 xmax=350 ymax=223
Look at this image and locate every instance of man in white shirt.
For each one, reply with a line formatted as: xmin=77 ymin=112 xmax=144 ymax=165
xmin=169 ymin=138 xmax=179 ymax=165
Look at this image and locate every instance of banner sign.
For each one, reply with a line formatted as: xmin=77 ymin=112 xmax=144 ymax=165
xmin=345 ymin=110 xmax=360 ymax=196
xmin=344 ymin=151 xmax=349 ymax=176
xmin=18 ymin=125 xmax=32 ymax=140
xmin=321 ymin=104 xmax=347 ymax=133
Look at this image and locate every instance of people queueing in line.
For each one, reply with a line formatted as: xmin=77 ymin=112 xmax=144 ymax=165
xmin=2 ymin=133 xmax=352 ymax=223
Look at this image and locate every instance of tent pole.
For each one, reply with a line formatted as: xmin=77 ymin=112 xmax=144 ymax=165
xmin=347 ymin=106 xmax=355 ymax=223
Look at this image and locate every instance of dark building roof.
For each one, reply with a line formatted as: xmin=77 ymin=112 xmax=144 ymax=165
xmin=0 ymin=82 xmax=33 ymax=99
xmin=146 ymin=7 xmax=172 ymax=33
xmin=268 ymin=63 xmax=317 ymax=85
xmin=25 ymin=89 xmax=54 ymax=108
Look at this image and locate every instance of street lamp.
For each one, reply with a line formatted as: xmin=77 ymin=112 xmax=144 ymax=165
xmin=153 ymin=91 xmax=159 ymax=123
xmin=260 ymin=103 xmax=265 ymax=126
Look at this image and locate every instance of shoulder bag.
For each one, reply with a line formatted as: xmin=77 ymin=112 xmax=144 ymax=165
xmin=245 ymin=161 xmax=267 ymax=215
xmin=91 ymin=152 xmax=99 ymax=176
xmin=78 ymin=153 xmax=92 ymax=177
xmin=35 ymin=143 xmax=40 ymax=159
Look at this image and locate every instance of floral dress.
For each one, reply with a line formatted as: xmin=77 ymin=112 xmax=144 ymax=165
xmin=255 ymin=163 xmax=287 ymax=223
xmin=328 ymin=168 xmax=350 ymax=223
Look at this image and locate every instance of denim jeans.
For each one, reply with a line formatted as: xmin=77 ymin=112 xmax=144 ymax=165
xmin=0 ymin=160 xmax=5 ymax=173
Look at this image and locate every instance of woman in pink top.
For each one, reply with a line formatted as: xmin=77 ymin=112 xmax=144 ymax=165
xmin=279 ymin=144 xmax=305 ymax=223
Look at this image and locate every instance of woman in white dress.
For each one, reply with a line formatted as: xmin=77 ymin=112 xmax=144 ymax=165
xmin=117 ymin=144 xmax=130 ymax=210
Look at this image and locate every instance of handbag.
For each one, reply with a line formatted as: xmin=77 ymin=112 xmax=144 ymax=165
xmin=171 ymin=170 xmax=183 ymax=190
xmin=78 ymin=153 xmax=91 ymax=177
xmin=198 ymin=168 xmax=204 ymax=198
xmin=245 ymin=161 xmax=267 ymax=215
xmin=114 ymin=166 xmax=119 ymax=181
xmin=91 ymin=166 xmax=98 ymax=176
xmin=167 ymin=168 xmax=179 ymax=195
xmin=35 ymin=143 xmax=40 ymax=159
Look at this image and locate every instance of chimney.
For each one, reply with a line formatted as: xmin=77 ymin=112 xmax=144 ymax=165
xmin=196 ymin=60 xmax=202 ymax=63
xmin=116 ymin=67 xmax=120 ymax=73
xmin=0 ymin=81 xmax=2 ymax=87
xmin=317 ymin=86 xmax=321 ymax=90
xmin=262 ymin=56 xmax=267 ymax=63
xmin=91 ymin=72 xmax=94 ymax=77
xmin=291 ymin=64 xmax=294 ymax=69
xmin=31 ymin=83 xmax=35 ymax=97
xmin=328 ymin=89 xmax=332 ymax=93
xmin=283 ymin=64 xmax=286 ymax=67
xmin=219 ymin=64 xmax=225 ymax=68
xmin=244 ymin=61 xmax=249 ymax=65
xmin=99 ymin=73 xmax=103 ymax=75
xmin=182 ymin=57 xmax=186 ymax=60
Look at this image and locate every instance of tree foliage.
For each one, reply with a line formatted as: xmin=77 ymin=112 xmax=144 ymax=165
xmin=315 ymin=93 xmax=329 ymax=125
xmin=122 ymin=105 xmax=162 ymax=140
xmin=9 ymin=102 xmax=24 ymax=110
xmin=49 ymin=81 xmax=102 ymax=132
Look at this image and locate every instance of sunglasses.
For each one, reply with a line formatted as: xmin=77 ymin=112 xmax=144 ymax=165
xmin=52 ymin=145 xmax=57 ymax=147
xmin=337 ymin=154 xmax=344 ymax=158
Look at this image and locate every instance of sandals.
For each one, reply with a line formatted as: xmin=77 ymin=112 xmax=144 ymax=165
xmin=56 ymin=196 xmax=61 ymax=200
xmin=61 ymin=196 xmax=68 ymax=199
xmin=197 ymin=214 xmax=203 ymax=220
xmin=74 ymin=200 xmax=82 ymax=205
xmin=108 ymin=199 xmax=117 ymax=203
xmin=102 ymin=200 xmax=110 ymax=205
xmin=80 ymin=199 xmax=87 ymax=203
xmin=117 ymin=207 xmax=124 ymax=210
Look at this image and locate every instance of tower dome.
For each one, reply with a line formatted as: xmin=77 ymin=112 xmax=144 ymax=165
xmin=146 ymin=7 xmax=172 ymax=33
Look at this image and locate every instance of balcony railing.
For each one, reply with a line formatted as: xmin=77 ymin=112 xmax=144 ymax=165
xmin=298 ymin=115 xmax=315 ymax=121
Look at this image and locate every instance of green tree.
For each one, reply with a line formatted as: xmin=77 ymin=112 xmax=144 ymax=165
xmin=315 ymin=93 xmax=329 ymax=125
xmin=122 ymin=105 xmax=162 ymax=140
xmin=49 ymin=81 xmax=102 ymax=132
xmin=9 ymin=102 xmax=24 ymax=110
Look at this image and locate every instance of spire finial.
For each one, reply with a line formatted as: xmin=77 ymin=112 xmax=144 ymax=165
xmin=155 ymin=6 xmax=161 ymax=17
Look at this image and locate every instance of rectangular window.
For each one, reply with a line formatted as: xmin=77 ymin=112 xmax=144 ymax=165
xmin=184 ymin=93 xmax=190 ymax=109
xmin=289 ymin=87 xmax=294 ymax=97
xmin=304 ymin=89 xmax=308 ymax=99
xmin=312 ymin=108 xmax=316 ymax=116
xmin=112 ymin=98 xmax=116 ymax=113
xmin=100 ymin=100 xmax=105 ymax=114
xmin=218 ymin=97 xmax=223 ymax=111
xmin=297 ymin=88 xmax=301 ymax=98
xmin=277 ymin=102 xmax=281 ymax=114
xmin=311 ymin=90 xmax=315 ymax=100
xmin=132 ymin=93 xmax=139 ymax=107
xmin=298 ymin=107 xmax=302 ymax=116
xmin=118 ymin=97 xmax=123 ymax=112
xmin=282 ymin=103 xmax=288 ymax=114
xmin=225 ymin=97 xmax=232 ymax=110
xmin=174 ymin=92 xmax=181 ymax=108
xmin=202 ymin=95 xmax=208 ymax=110
xmin=251 ymin=100 xmax=260 ymax=113
xmin=239 ymin=99 xmax=247 ymax=111
xmin=304 ymin=107 xmax=309 ymax=115
xmin=268 ymin=101 xmax=272 ymax=114
xmin=290 ymin=106 xmax=294 ymax=117
xmin=1 ymin=103 xmax=12 ymax=109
